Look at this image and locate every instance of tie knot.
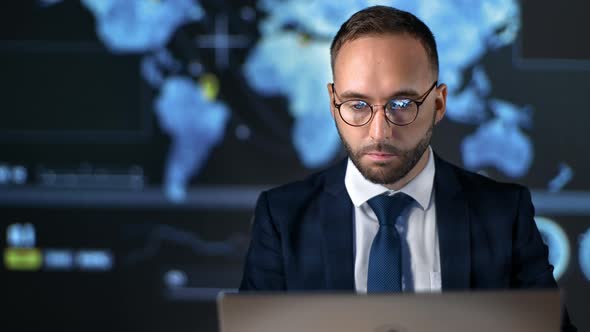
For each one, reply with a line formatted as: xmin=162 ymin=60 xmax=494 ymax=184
xmin=367 ymin=192 xmax=414 ymax=226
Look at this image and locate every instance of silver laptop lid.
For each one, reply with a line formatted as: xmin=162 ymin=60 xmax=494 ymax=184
xmin=217 ymin=290 xmax=560 ymax=332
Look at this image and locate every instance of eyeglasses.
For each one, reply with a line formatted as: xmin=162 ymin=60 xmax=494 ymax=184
xmin=331 ymin=81 xmax=438 ymax=127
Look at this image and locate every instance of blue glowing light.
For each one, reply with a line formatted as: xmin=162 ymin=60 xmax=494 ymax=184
xmin=579 ymin=228 xmax=590 ymax=281
xmin=81 ymin=0 xmax=203 ymax=53
xmin=535 ymin=217 xmax=570 ymax=280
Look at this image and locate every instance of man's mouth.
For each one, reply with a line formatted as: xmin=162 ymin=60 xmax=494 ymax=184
xmin=364 ymin=151 xmax=397 ymax=161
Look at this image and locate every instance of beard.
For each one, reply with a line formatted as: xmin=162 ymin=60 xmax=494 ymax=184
xmin=338 ymin=116 xmax=435 ymax=186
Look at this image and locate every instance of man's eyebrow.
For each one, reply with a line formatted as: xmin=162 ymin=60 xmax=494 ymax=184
xmin=338 ymin=88 xmax=422 ymax=100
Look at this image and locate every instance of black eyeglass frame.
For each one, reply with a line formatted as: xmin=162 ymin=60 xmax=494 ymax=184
xmin=331 ymin=81 xmax=438 ymax=127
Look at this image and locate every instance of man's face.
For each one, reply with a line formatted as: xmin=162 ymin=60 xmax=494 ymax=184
xmin=328 ymin=33 xmax=447 ymax=187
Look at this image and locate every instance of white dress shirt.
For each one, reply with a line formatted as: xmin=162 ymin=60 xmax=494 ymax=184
xmin=345 ymin=146 xmax=441 ymax=293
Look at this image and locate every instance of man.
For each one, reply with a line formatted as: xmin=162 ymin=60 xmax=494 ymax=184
xmin=239 ymin=5 xmax=575 ymax=331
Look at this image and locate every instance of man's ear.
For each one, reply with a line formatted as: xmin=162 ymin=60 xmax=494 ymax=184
xmin=327 ymin=83 xmax=336 ymax=117
xmin=433 ymin=83 xmax=447 ymax=125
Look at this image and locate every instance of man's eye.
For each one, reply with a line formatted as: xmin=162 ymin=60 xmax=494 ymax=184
xmin=389 ymin=99 xmax=412 ymax=110
xmin=350 ymin=101 xmax=369 ymax=110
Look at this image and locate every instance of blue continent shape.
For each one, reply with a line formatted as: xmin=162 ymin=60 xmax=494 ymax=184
xmin=247 ymin=0 xmax=531 ymax=176
xmin=155 ymin=76 xmax=229 ymax=202
xmin=461 ymin=121 xmax=531 ymax=178
xmin=243 ymin=31 xmax=340 ymax=167
xmin=580 ymin=228 xmax=590 ymax=282
xmin=81 ymin=0 xmax=203 ymax=53
xmin=461 ymin=100 xmax=533 ymax=177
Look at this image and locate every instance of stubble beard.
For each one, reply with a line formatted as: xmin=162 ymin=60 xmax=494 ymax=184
xmin=338 ymin=117 xmax=435 ymax=186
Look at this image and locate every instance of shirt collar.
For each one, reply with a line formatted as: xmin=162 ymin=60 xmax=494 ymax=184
xmin=344 ymin=146 xmax=435 ymax=210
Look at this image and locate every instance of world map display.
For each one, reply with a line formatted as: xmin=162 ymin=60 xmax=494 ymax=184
xmin=47 ymin=0 xmax=534 ymax=201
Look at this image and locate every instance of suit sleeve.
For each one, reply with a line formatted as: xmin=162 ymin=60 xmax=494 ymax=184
xmin=239 ymin=191 xmax=286 ymax=291
xmin=511 ymin=186 xmax=556 ymax=288
xmin=511 ymin=187 xmax=577 ymax=332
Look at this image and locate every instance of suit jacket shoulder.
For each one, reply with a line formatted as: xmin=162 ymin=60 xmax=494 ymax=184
xmin=435 ymin=154 xmax=526 ymax=197
xmin=260 ymin=158 xmax=348 ymax=222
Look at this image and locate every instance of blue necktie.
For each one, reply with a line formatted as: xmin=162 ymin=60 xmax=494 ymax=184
xmin=367 ymin=192 xmax=414 ymax=292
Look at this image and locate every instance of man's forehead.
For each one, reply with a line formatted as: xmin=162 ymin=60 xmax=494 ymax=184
xmin=335 ymin=35 xmax=428 ymax=69
xmin=332 ymin=33 xmax=434 ymax=82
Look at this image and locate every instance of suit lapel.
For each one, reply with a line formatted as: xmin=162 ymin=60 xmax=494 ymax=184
xmin=433 ymin=154 xmax=471 ymax=290
xmin=319 ymin=159 xmax=355 ymax=290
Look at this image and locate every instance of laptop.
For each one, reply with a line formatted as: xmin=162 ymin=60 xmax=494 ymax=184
xmin=217 ymin=290 xmax=561 ymax=332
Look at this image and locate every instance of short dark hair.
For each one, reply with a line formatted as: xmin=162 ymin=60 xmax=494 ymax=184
xmin=330 ymin=5 xmax=439 ymax=77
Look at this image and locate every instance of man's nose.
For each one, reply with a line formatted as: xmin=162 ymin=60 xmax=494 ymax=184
xmin=368 ymin=106 xmax=392 ymax=140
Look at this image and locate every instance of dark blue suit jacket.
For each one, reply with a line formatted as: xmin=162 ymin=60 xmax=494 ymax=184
xmin=240 ymin=154 xmax=575 ymax=330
